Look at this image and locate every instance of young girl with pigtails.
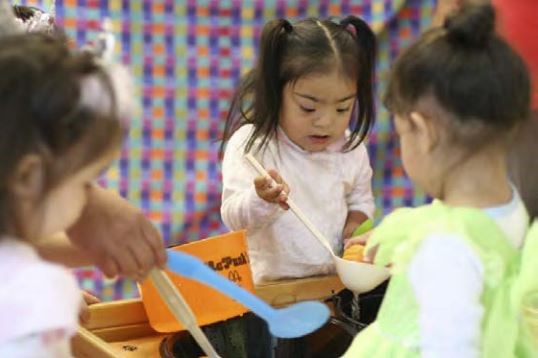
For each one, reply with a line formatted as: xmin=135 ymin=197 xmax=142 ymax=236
xmin=220 ymin=16 xmax=377 ymax=284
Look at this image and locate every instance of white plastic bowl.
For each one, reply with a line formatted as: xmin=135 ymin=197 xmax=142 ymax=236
xmin=334 ymin=256 xmax=390 ymax=293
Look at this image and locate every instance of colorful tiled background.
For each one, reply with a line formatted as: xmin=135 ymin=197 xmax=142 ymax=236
xmin=15 ymin=0 xmax=434 ymax=300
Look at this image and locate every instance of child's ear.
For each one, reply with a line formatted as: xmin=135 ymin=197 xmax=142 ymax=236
xmin=11 ymin=154 xmax=46 ymax=201
xmin=409 ymin=111 xmax=439 ymax=153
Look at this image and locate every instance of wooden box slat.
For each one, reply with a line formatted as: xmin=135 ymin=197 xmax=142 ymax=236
xmin=73 ymin=275 xmax=344 ymax=357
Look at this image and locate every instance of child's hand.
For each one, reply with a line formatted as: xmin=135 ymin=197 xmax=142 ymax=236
xmin=344 ymin=231 xmax=372 ymax=249
xmin=79 ymin=291 xmax=100 ymax=325
xmin=254 ymin=169 xmax=290 ymax=210
xmin=344 ymin=231 xmax=378 ymax=263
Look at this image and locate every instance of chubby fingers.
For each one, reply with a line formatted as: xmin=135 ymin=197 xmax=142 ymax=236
xmin=267 ymin=169 xmax=290 ymax=209
xmin=253 ymin=169 xmax=290 ymax=209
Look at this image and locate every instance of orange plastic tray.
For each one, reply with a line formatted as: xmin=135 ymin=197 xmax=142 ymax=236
xmin=139 ymin=230 xmax=254 ymax=332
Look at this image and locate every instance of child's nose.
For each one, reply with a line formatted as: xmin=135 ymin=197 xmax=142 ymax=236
xmin=313 ymin=112 xmax=333 ymax=127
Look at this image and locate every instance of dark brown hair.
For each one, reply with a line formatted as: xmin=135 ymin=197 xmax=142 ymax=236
xmin=384 ymin=4 xmax=530 ymax=142
xmin=221 ymin=16 xmax=377 ymax=155
xmin=0 ymin=33 xmax=123 ymax=234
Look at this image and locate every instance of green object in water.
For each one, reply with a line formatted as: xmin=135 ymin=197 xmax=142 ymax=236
xmin=351 ymin=219 xmax=374 ymax=237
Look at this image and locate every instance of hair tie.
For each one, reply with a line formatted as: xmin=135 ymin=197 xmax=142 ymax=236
xmin=282 ymin=20 xmax=293 ymax=34
xmin=345 ymin=23 xmax=357 ymax=36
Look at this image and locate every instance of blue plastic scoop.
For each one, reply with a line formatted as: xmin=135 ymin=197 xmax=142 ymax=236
xmin=166 ymin=251 xmax=330 ymax=338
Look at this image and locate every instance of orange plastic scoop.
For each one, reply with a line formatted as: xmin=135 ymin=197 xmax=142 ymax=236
xmin=139 ymin=230 xmax=255 ymax=332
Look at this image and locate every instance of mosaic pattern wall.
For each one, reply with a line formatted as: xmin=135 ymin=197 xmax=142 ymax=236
xmin=16 ymin=0 xmax=435 ymax=300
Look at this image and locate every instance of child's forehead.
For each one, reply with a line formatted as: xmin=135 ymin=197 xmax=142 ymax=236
xmin=288 ymin=71 xmax=356 ymax=99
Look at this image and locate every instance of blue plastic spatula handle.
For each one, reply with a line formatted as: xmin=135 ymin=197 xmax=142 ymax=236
xmin=166 ymin=251 xmax=329 ymax=338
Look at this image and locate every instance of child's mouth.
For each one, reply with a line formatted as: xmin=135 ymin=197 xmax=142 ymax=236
xmin=309 ymin=135 xmax=330 ymax=144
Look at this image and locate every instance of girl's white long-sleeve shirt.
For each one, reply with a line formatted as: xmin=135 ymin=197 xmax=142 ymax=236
xmin=221 ymin=124 xmax=375 ymax=283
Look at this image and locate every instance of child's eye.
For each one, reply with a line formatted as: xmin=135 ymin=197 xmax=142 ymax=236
xmin=337 ymin=107 xmax=351 ymax=113
xmin=300 ymin=106 xmax=315 ymax=113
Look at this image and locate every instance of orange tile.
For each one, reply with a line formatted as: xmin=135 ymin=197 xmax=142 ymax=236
xmin=197 ymin=25 xmax=210 ymax=36
xmin=196 ymin=129 xmax=209 ymax=140
xmin=152 ymin=86 xmax=166 ymax=97
xmin=152 ymin=127 xmax=165 ymax=138
xmin=151 ymin=148 xmax=164 ymax=159
xmin=154 ymin=64 xmax=165 ymax=77
xmin=151 ymin=170 xmax=163 ymax=180
xmin=149 ymin=211 xmax=162 ymax=221
xmin=198 ymin=6 xmax=209 ymax=17
xmin=197 ymin=88 xmax=209 ymax=97
xmin=153 ymin=23 xmax=165 ymax=34
xmin=153 ymin=3 xmax=164 ymax=13
xmin=197 ymin=109 xmax=209 ymax=118
xmin=153 ymin=107 xmax=165 ymax=118
xmin=393 ymin=167 xmax=404 ymax=177
xmin=153 ymin=43 xmax=165 ymax=55
xmin=195 ymin=150 xmax=209 ymax=160
xmin=198 ymin=67 xmax=209 ymax=77
xmin=195 ymin=191 xmax=207 ymax=203
xmin=400 ymin=8 xmax=412 ymax=18
xmin=400 ymin=27 xmax=411 ymax=37
xmin=286 ymin=7 xmax=298 ymax=17
xmin=392 ymin=187 xmax=405 ymax=196
xmin=198 ymin=47 xmax=209 ymax=56
xmin=151 ymin=191 xmax=163 ymax=201
xmin=64 ymin=18 xmax=77 ymax=28
xmin=329 ymin=4 xmax=340 ymax=16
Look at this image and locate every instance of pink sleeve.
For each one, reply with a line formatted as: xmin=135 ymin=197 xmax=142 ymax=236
xmin=0 ymin=264 xmax=80 ymax=345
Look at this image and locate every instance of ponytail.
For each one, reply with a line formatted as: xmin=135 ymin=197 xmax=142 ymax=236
xmin=340 ymin=16 xmax=376 ymax=146
xmin=248 ymin=19 xmax=293 ymax=153
xmin=220 ymin=19 xmax=292 ymax=157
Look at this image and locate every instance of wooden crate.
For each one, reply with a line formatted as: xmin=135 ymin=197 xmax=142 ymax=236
xmin=72 ymin=275 xmax=344 ymax=357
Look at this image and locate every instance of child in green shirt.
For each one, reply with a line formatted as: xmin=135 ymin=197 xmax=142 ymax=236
xmin=345 ymin=4 xmax=537 ymax=357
